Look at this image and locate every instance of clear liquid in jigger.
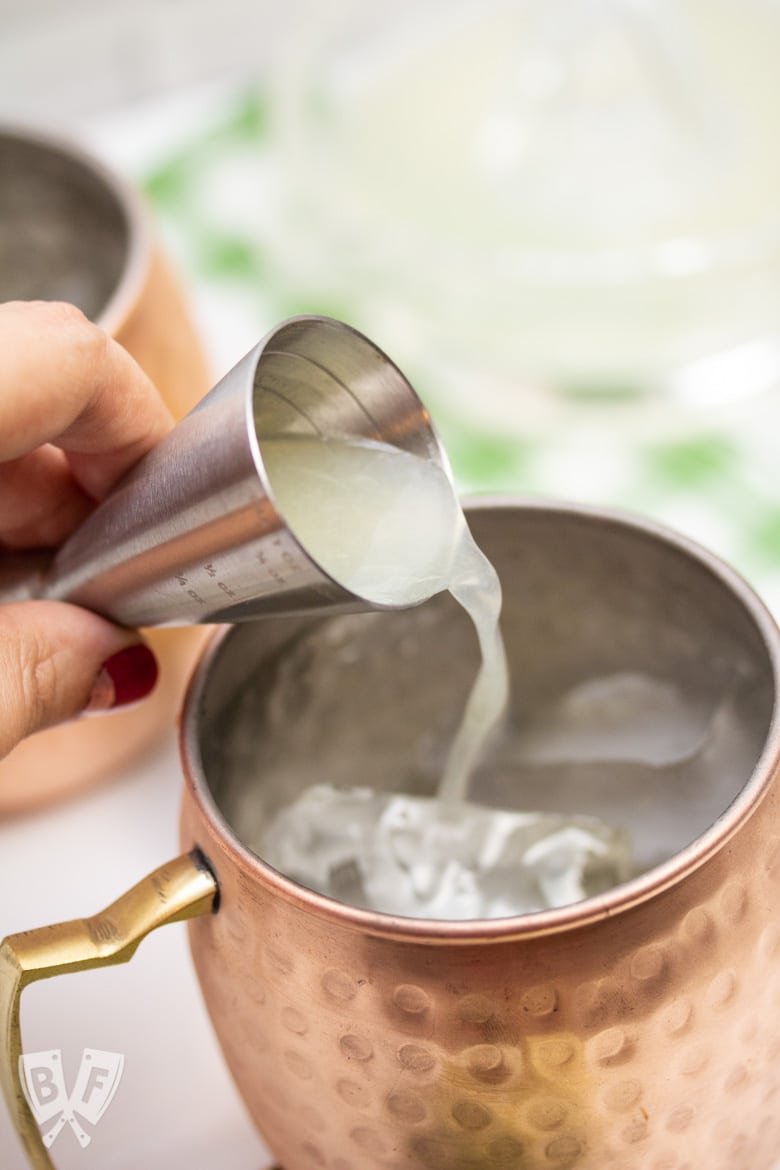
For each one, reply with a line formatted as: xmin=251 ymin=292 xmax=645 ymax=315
xmin=253 ymin=434 xmax=630 ymax=919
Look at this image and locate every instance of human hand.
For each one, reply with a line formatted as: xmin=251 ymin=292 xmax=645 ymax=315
xmin=0 ymin=300 xmax=175 ymax=761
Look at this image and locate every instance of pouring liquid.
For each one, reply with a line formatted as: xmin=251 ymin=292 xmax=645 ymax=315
xmin=259 ymin=434 xmax=508 ymax=804
xmin=256 ymin=434 xmax=628 ymax=918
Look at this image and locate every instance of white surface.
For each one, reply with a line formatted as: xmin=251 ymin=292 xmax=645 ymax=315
xmin=0 ymin=731 xmax=270 ymax=1170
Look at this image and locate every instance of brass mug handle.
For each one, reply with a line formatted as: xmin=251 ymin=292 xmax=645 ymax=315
xmin=0 ymin=851 xmax=218 ymax=1170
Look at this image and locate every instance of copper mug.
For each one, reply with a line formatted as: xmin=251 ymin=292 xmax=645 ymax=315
xmin=3 ymin=499 xmax=780 ymax=1170
xmin=0 ymin=125 xmax=211 ymax=814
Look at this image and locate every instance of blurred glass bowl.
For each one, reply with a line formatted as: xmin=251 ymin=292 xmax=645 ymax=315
xmin=270 ymin=0 xmax=780 ymax=421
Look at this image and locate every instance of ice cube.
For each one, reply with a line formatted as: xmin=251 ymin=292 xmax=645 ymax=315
xmin=257 ymin=784 xmax=631 ymax=920
xmin=512 ymin=672 xmax=713 ymax=767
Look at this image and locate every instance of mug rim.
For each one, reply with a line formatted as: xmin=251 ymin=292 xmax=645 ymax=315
xmin=0 ymin=122 xmax=151 ymax=338
xmin=179 ymin=494 xmax=780 ymax=942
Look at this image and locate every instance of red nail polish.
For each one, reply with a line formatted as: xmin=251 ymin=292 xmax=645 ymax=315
xmin=88 ymin=644 xmax=159 ymax=712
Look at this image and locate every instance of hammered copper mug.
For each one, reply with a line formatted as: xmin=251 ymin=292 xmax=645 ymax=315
xmin=3 ymin=499 xmax=780 ymax=1170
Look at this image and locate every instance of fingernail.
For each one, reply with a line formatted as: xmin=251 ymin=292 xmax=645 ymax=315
xmin=85 ymin=644 xmax=159 ymax=713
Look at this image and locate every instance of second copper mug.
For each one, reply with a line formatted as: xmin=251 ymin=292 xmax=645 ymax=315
xmin=0 ymin=125 xmax=212 ymax=813
xmin=3 ymin=499 xmax=780 ymax=1170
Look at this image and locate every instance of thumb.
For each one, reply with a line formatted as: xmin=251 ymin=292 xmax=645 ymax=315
xmin=0 ymin=601 xmax=159 ymax=761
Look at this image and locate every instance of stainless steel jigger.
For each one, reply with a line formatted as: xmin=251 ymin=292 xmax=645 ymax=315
xmin=0 ymin=316 xmax=451 ymax=626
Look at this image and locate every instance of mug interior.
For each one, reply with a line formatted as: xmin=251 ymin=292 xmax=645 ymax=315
xmin=0 ymin=129 xmax=131 ymax=321
xmin=191 ymin=501 xmax=777 ymax=899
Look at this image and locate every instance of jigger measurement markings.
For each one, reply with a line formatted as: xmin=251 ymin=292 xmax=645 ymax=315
xmin=173 ymin=573 xmax=206 ymax=604
xmin=198 ymin=562 xmax=238 ymax=598
xmin=173 ymin=565 xmax=237 ymax=602
xmin=254 ymin=546 xmax=289 ymax=589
